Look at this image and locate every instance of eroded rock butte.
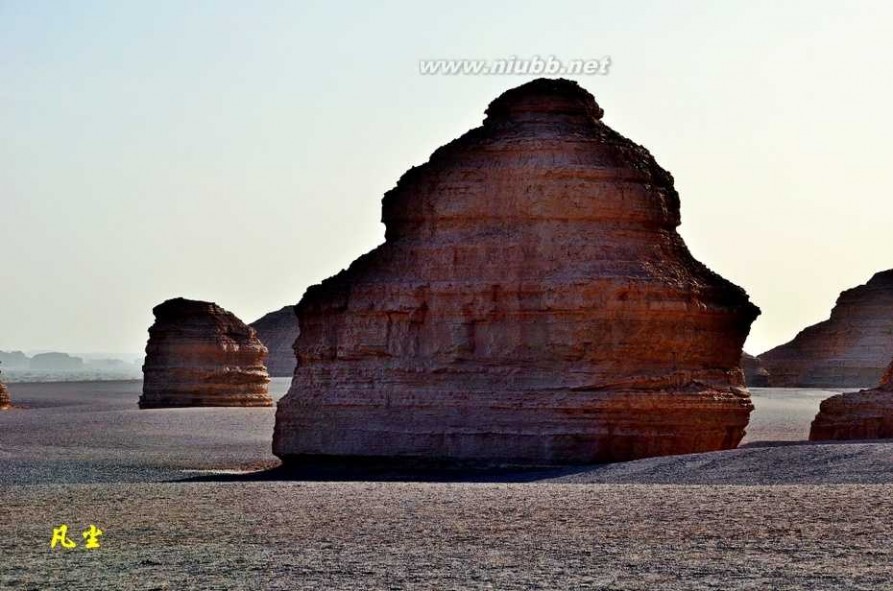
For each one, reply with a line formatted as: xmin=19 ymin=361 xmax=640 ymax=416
xmin=0 ymin=381 xmax=10 ymax=410
xmin=274 ymin=78 xmax=760 ymax=465
xmin=251 ymin=306 xmax=300 ymax=377
xmin=811 ymin=360 xmax=893 ymax=440
xmin=741 ymin=353 xmax=770 ymax=387
xmin=139 ymin=298 xmax=272 ymax=408
xmin=760 ymin=270 xmax=893 ymax=388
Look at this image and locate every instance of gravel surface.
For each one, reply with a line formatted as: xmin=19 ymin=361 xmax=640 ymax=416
xmin=3 ymin=482 xmax=892 ymax=590
xmin=0 ymin=380 xmax=290 ymax=484
xmin=2 ymin=381 xmax=891 ymax=589
xmin=0 ymin=381 xmax=851 ymax=486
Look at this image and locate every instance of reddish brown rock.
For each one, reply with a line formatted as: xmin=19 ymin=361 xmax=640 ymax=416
xmin=250 ymin=306 xmax=300 ymax=377
xmin=760 ymin=270 xmax=893 ymax=388
xmin=741 ymin=353 xmax=770 ymax=387
xmin=139 ymin=298 xmax=272 ymax=409
xmin=0 ymin=381 xmax=10 ymax=410
xmin=273 ymin=78 xmax=759 ymax=466
xmin=810 ymin=360 xmax=893 ymax=440
xmin=884 ymin=363 xmax=893 ymax=387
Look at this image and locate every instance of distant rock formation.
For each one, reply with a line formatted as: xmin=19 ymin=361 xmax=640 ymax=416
xmin=0 ymin=357 xmax=9 ymax=408
xmin=0 ymin=381 xmax=9 ymax=409
xmin=760 ymin=270 xmax=893 ymax=388
xmin=741 ymin=353 xmax=770 ymax=387
xmin=250 ymin=306 xmax=299 ymax=377
xmin=274 ymin=78 xmax=760 ymax=466
xmin=810 ymin=360 xmax=893 ymax=440
xmin=29 ymin=352 xmax=83 ymax=370
xmin=86 ymin=358 xmax=128 ymax=369
xmin=0 ymin=351 xmax=29 ymax=370
xmin=0 ymin=351 xmax=135 ymax=375
xmin=139 ymin=298 xmax=272 ymax=409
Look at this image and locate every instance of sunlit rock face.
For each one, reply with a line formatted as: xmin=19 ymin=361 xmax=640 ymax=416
xmin=251 ymin=306 xmax=300 ymax=377
xmin=139 ymin=298 xmax=272 ymax=409
xmin=810 ymin=361 xmax=893 ymax=441
xmin=274 ymin=78 xmax=759 ymax=465
xmin=760 ymin=270 xmax=893 ymax=388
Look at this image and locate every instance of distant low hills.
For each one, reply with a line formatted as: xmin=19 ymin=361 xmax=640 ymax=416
xmin=0 ymin=350 xmax=142 ymax=383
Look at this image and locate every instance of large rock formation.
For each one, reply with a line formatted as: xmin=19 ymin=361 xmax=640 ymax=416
xmin=760 ymin=270 xmax=893 ymax=388
xmin=250 ymin=306 xmax=300 ymax=377
xmin=139 ymin=298 xmax=272 ymax=409
xmin=741 ymin=353 xmax=770 ymax=387
xmin=274 ymin=78 xmax=760 ymax=466
xmin=810 ymin=360 xmax=893 ymax=440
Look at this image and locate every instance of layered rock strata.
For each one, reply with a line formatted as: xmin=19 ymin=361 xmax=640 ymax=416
xmin=0 ymin=381 xmax=10 ymax=410
xmin=760 ymin=270 xmax=893 ymax=387
xmin=810 ymin=361 xmax=893 ymax=440
xmin=251 ymin=306 xmax=300 ymax=377
xmin=139 ymin=298 xmax=272 ymax=408
xmin=274 ymin=78 xmax=760 ymax=465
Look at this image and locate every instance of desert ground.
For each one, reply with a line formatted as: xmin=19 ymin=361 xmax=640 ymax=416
xmin=2 ymin=380 xmax=891 ymax=590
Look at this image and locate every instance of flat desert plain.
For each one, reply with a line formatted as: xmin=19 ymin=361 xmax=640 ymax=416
xmin=2 ymin=380 xmax=892 ymax=590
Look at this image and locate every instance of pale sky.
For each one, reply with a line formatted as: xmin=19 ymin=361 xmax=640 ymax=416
xmin=2 ymin=0 xmax=892 ymax=357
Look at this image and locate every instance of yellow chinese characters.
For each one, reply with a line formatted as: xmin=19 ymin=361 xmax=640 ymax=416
xmin=82 ymin=524 xmax=103 ymax=549
xmin=49 ymin=525 xmax=76 ymax=549
xmin=50 ymin=524 xmax=104 ymax=550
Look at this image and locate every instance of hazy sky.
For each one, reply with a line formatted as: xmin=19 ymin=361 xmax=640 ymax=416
xmin=2 ymin=0 xmax=892 ymax=356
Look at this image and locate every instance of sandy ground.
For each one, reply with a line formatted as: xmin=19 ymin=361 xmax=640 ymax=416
xmin=2 ymin=381 xmax=892 ymax=589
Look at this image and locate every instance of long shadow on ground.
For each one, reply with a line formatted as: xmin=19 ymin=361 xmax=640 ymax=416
xmin=173 ymin=440 xmax=893 ymax=486
xmin=172 ymin=459 xmax=600 ymax=484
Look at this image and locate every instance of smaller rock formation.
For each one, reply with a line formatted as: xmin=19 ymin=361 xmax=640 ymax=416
xmin=0 ymin=381 xmax=10 ymax=410
xmin=741 ymin=353 xmax=770 ymax=387
xmin=139 ymin=298 xmax=272 ymax=409
xmin=760 ymin=270 xmax=893 ymax=388
xmin=810 ymin=361 xmax=893 ymax=440
xmin=0 ymin=360 xmax=9 ymax=409
xmin=250 ymin=306 xmax=300 ymax=377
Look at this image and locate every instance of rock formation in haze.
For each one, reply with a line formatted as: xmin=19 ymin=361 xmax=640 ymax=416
xmin=273 ymin=78 xmax=760 ymax=465
xmin=760 ymin=270 xmax=893 ymax=388
xmin=250 ymin=306 xmax=300 ymax=377
xmin=29 ymin=352 xmax=83 ymax=370
xmin=139 ymin=298 xmax=272 ymax=408
xmin=0 ymin=351 xmax=29 ymax=370
xmin=741 ymin=353 xmax=770 ymax=387
xmin=810 ymin=360 xmax=893 ymax=440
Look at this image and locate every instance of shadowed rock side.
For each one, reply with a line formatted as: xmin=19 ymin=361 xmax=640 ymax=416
xmin=139 ymin=298 xmax=272 ymax=409
xmin=0 ymin=381 xmax=10 ymax=409
xmin=741 ymin=353 xmax=770 ymax=387
xmin=760 ymin=270 xmax=893 ymax=388
xmin=250 ymin=306 xmax=300 ymax=377
xmin=274 ymin=78 xmax=760 ymax=465
xmin=810 ymin=360 xmax=893 ymax=440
